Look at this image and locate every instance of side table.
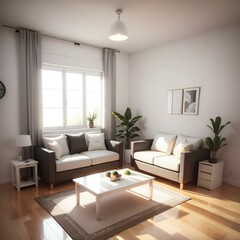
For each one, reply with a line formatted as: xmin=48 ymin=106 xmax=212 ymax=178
xmin=11 ymin=159 xmax=38 ymax=191
xmin=197 ymin=160 xmax=224 ymax=190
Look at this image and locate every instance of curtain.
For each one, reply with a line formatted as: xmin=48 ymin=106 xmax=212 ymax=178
xmin=19 ymin=29 xmax=42 ymax=148
xmin=103 ymin=48 xmax=116 ymax=140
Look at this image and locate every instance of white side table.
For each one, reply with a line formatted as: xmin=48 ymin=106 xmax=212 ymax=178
xmin=11 ymin=159 xmax=38 ymax=191
xmin=197 ymin=160 xmax=224 ymax=190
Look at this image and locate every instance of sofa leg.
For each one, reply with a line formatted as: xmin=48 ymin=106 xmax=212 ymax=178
xmin=50 ymin=184 xmax=54 ymax=190
xmin=180 ymin=183 xmax=184 ymax=190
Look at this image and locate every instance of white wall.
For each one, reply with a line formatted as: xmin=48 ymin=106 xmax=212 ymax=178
xmin=0 ymin=27 xmax=20 ymax=183
xmin=129 ymin=23 xmax=240 ymax=186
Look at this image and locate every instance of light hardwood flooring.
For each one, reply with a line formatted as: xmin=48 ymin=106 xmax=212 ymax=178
xmin=0 ymin=174 xmax=240 ymax=240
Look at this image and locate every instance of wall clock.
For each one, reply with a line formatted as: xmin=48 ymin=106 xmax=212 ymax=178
xmin=0 ymin=81 xmax=6 ymax=99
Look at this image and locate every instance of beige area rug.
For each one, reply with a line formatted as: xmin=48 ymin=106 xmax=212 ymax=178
xmin=36 ymin=184 xmax=190 ymax=240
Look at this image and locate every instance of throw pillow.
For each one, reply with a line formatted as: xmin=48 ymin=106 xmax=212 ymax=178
xmin=66 ymin=133 xmax=88 ymax=154
xmin=48 ymin=141 xmax=63 ymax=159
xmin=43 ymin=134 xmax=69 ymax=156
xmin=173 ymin=143 xmax=193 ymax=158
xmin=173 ymin=134 xmax=202 ymax=151
xmin=86 ymin=133 xmax=106 ymax=151
xmin=151 ymin=133 xmax=177 ymax=154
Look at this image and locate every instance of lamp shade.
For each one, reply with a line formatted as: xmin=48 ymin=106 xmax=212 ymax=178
xmin=109 ymin=20 xmax=128 ymax=41
xmin=16 ymin=135 xmax=32 ymax=147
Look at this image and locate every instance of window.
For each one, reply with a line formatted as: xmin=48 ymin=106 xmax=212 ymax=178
xmin=42 ymin=66 xmax=103 ymax=129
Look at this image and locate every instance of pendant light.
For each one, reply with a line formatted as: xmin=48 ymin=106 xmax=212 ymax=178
xmin=109 ymin=9 xmax=128 ymax=41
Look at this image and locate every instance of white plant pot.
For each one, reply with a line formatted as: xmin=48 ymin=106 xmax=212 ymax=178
xmin=124 ymin=149 xmax=131 ymax=163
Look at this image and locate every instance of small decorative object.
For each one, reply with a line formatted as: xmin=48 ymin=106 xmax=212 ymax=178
xmin=0 ymin=81 xmax=6 ymax=99
xmin=87 ymin=113 xmax=97 ymax=128
xmin=124 ymin=169 xmax=131 ymax=175
xmin=205 ymin=116 xmax=231 ymax=163
xmin=112 ymin=107 xmax=142 ymax=149
xmin=183 ymin=87 xmax=200 ymax=115
xmin=106 ymin=171 xmax=122 ymax=181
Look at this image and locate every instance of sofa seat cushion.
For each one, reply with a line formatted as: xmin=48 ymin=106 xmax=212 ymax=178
xmin=153 ymin=155 xmax=180 ymax=172
xmin=134 ymin=150 xmax=168 ymax=164
xmin=56 ymin=154 xmax=91 ymax=172
xmin=81 ymin=150 xmax=119 ymax=165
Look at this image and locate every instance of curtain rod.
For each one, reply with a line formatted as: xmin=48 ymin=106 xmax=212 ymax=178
xmin=3 ymin=24 xmax=120 ymax=53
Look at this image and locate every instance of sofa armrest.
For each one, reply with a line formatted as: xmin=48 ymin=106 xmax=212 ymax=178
xmin=179 ymin=148 xmax=210 ymax=185
xmin=130 ymin=139 xmax=153 ymax=166
xmin=105 ymin=140 xmax=124 ymax=167
xmin=34 ymin=146 xmax=56 ymax=186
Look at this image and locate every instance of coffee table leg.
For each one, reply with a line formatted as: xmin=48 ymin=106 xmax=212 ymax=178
xmin=149 ymin=180 xmax=153 ymax=200
xmin=96 ymin=195 xmax=100 ymax=220
xmin=75 ymin=183 xmax=80 ymax=205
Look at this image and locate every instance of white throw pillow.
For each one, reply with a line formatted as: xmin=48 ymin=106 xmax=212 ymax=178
xmin=173 ymin=143 xmax=193 ymax=158
xmin=173 ymin=134 xmax=202 ymax=152
xmin=43 ymin=134 xmax=69 ymax=156
xmin=48 ymin=141 xmax=63 ymax=160
xmin=151 ymin=133 xmax=177 ymax=154
xmin=86 ymin=133 xmax=106 ymax=151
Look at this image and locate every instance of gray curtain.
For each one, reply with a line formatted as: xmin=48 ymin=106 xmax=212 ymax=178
xmin=103 ymin=48 xmax=116 ymax=140
xmin=19 ymin=29 xmax=42 ymax=147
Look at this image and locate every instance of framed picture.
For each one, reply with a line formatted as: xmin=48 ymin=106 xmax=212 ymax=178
xmin=167 ymin=89 xmax=183 ymax=114
xmin=183 ymin=87 xmax=200 ymax=115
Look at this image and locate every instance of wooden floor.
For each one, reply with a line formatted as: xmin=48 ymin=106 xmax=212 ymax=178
xmin=0 ymin=175 xmax=240 ymax=240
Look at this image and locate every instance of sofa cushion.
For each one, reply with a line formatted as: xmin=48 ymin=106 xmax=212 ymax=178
xmin=43 ymin=134 xmax=69 ymax=156
xmin=153 ymin=155 xmax=181 ymax=172
xmin=151 ymin=133 xmax=177 ymax=154
xmin=173 ymin=143 xmax=193 ymax=158
xmin=134 ymin=150 xmax=168 ymax=164
xmin=56 ymin=154 xmax=91 ymax=172
xmin=66 ymin=133 xmax=88 ymax=154
xmin=48 ymin=141 xmax=63 ymax=159
xmin=85 ymin=133 xmax=107 ymax=151
xmin=81 ymin=150 xmax=119 ymax=165
xmin=173 ymin=135 xmax=202 ymax=156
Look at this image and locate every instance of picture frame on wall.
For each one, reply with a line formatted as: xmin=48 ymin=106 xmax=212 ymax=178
xmin=183 ymin=87 xmax=200 ymax=115
xmin=167 ymin=89 xmax=183 ymax=114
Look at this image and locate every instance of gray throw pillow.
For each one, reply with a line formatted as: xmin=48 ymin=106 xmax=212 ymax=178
xmin=66 ymin=133 xmax=88 ymax=154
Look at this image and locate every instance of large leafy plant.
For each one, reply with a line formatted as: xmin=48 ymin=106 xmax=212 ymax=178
xmin=205 ymin=116 xmax=231 ymax=163
xmin=112 ymin=107 xmax=142 ymax=149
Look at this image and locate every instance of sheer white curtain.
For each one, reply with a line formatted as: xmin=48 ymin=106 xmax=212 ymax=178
xmin=19 ymin=29 xmax=42 ymax=148
xmin=103 ymin=48 xmax=116 ymax=140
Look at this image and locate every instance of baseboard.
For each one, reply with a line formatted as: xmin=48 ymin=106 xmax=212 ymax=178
xmin=0 ymin=178 xmax=11 ymax=184
xmin=223 ymin=177 xmax=240 ymax=187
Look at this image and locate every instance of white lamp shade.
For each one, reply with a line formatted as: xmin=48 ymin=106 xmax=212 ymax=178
xmin=16 ymin=135 xmax=32 ymax=147
xmin=109 ymin=20 xmax=128 ymax=41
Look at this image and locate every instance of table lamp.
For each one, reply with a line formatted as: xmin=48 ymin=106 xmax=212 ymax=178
xmin=16 ymin=135 xmax=32 ymax=161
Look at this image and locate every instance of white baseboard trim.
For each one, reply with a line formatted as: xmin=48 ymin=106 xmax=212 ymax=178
xmin=0 ymin=178 xmax=11 ymax=184
xmin=223 ymin=177 xmax=240 ymax=187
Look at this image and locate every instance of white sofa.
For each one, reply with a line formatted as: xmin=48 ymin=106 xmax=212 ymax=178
xmin=34 ymin=133 xmax=123 ymax=189
xmin=131 ymin=133 xmax=210 ymax=189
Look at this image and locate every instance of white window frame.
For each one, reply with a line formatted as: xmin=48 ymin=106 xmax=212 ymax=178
xmin=42 ymin=64 xmax=104 ymax=132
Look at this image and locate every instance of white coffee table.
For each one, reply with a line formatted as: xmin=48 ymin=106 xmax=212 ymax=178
xmin=73 ymin=168 xmax=155 ymax=220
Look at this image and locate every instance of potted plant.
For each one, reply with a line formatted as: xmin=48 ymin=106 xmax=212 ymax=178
xmin=87 ymin=113 xmax=97 ymax=128
xmin=112 ymin=107 xmax=142 ymax=149
xmin=205 ymin=116 xmax=231 ymax=163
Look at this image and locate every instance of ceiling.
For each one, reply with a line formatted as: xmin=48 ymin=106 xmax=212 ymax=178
xmin=1 ymin=0 xmax=240 ymax=53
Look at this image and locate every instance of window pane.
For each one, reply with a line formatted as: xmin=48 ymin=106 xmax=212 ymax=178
xmin=67 ymin=91 xmax=82 ymax=108
xmin=86 ymin=74 xmax=102 ymax=126
xmin=42 ymin=70 xmax=62 ymax=89
xmin=66 ymin=72 xmax=82 ymax=90
xmin=43 ymin=109 xmax=63 ymax=127
xmin=67 ymin=109 xmax=83 ymax=126
xmin=42 ymin=89 xmax=63 ymax=108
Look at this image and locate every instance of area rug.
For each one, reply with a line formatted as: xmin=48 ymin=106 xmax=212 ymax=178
xmin=36 ymin=184 xmax=189 ymax=240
